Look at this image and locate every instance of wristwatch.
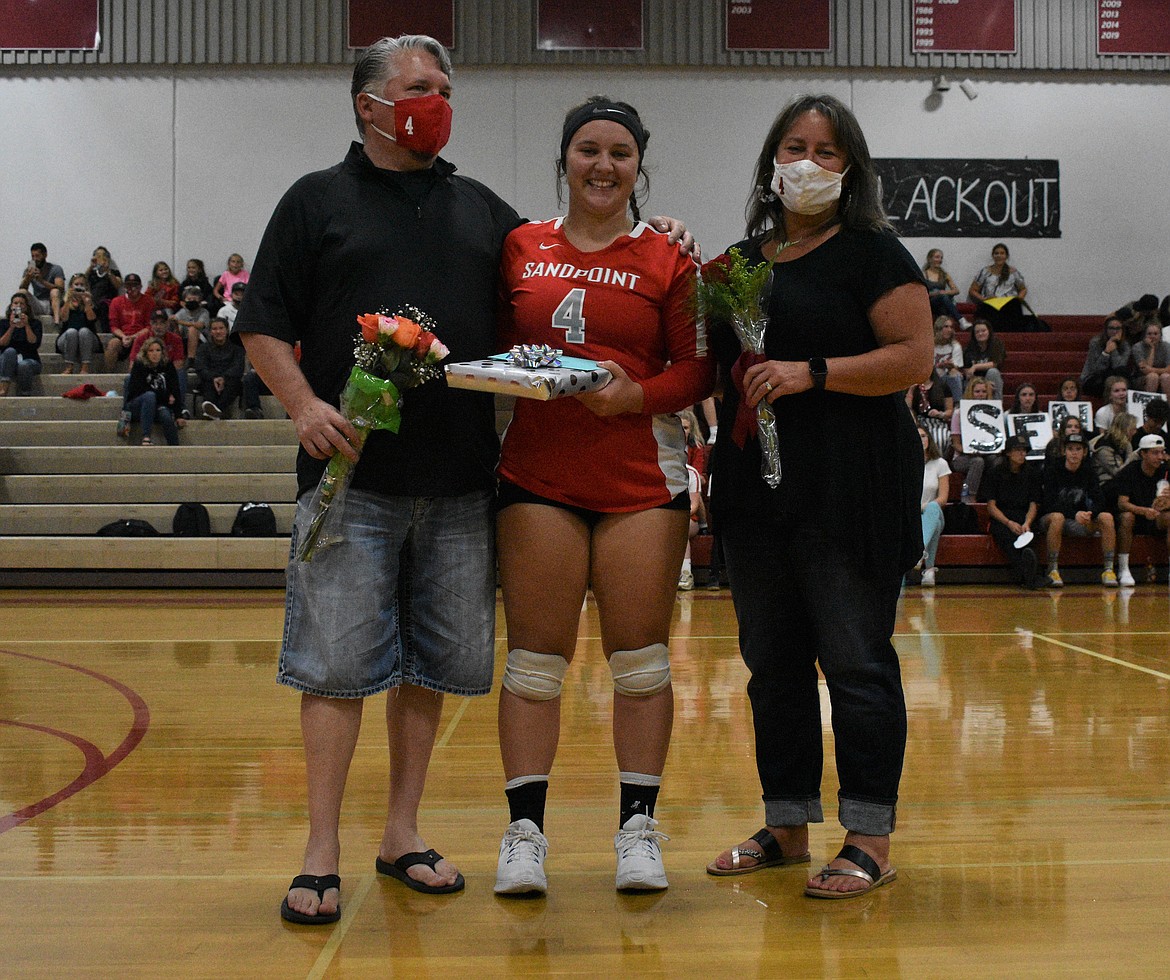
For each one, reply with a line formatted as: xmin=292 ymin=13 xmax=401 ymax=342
xmin=808 ymin=357 xmax=828 ymax=391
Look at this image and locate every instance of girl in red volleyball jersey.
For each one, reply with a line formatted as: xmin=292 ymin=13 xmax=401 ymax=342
xmin=492 ymin=97 xmax=713 ymax=897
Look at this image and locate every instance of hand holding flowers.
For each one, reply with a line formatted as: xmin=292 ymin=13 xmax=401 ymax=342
xmin=295 ymin=306 xmax=449 ymax=561
xmin=697 ymin=247 xmax=782 ymax=487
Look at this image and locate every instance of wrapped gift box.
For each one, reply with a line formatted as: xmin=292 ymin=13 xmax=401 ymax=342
xmin=444 ymin=346 xmax=612 ymax=401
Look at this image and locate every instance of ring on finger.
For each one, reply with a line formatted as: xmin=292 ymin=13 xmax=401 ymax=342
xmin=763 ymin=381 xmax=774 ymax=393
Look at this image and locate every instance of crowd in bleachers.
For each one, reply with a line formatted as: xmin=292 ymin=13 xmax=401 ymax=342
xmin=1 ymin=241 xmax=269 ymax=433
xmin=676 ymin=246 xmax=1170 ymax=591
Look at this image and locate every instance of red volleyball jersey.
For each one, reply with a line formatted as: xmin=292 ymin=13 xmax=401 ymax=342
xmin=497 ymin=218 xmax=713 ymax=511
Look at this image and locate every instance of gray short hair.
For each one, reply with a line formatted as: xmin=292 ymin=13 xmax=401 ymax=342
xmin=351 ymin=35 xmax=452 ymax=136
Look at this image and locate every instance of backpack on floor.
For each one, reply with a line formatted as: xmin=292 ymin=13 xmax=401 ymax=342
xmin=97 ymin=518 xmax=159 ymax=537
xmin=231 ymin=501 xmax=277 ymax=536
xmin=173 ymin=502 xmax=212 ymax=536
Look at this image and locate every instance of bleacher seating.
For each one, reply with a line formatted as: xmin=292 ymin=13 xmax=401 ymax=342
xmin=2 ymin=312 xmax=1163 ymax=587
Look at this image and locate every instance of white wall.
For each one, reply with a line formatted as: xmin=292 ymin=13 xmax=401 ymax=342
xmin=2 ymin=66 xmax=1166 ymax=314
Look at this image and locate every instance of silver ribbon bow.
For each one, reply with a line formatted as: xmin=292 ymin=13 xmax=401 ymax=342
xmin=506 ymin=344 xmax=563 ymax=369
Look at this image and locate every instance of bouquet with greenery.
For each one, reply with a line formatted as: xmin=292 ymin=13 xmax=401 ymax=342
xmin=295 ymin=307 xmax=449 ymax=561
xmin=697 ymin=247 xmax=782 ymax=487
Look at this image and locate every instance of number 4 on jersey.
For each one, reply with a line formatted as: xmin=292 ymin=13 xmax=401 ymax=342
xmin=552 ymin=287 xmax=586 ymax=345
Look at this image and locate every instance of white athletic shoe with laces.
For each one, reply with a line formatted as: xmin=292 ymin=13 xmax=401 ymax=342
xmin=614 ymin=813 xmax=669 ymax=891
xmin=494 ymin=818 xmax=549 ymax=895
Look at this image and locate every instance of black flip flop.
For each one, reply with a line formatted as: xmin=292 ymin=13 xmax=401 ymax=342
xmin=375 ymin=849 xmax=465 ymax=894
xmin=280 ymin=873 xmax=342 ymax=924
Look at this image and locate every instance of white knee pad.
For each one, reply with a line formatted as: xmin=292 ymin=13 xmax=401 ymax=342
xmin=609 ymin=643 xmax=671 ymax=697
xmin=502 ymin=648 xmax=568 ymax=701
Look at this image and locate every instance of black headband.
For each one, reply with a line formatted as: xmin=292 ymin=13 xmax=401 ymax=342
xmin=560 ymin=101 xmax=647 ymax=165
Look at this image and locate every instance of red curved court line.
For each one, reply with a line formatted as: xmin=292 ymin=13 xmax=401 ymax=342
xmin=0 ymin=649 xmax=151 ymax=834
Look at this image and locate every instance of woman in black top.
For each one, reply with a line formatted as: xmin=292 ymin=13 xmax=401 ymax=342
xmin=704 ymin=94 xmax=932 ymax=899
xmin=121 ymin=338 xmax=182 ymax=445
xmin=0 ymin=291 xmax=43 ymax=394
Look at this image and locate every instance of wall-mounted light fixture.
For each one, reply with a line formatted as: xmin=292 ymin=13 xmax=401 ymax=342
xmin=933 ymin=74 xmax=951 ymax=93
xmin=959 ymin=79 xmax=978 ymax=100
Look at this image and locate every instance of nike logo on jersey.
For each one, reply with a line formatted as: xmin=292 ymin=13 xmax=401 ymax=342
xmin=538 ymin=242 xmax=561 ymax=250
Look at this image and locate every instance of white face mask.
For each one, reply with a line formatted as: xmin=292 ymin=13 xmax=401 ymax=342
xmin=770 ymin=159 xmax=849 ymax=215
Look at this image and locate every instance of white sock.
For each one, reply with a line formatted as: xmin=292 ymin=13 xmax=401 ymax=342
xmin=1118 ymin=554 xmax=1130 ymax=574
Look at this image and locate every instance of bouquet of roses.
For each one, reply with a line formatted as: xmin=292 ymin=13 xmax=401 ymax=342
xmin=697 ymin=247 xmax=782 ymax=487
xmin=295 ymin=306 xmax=449 ymax=561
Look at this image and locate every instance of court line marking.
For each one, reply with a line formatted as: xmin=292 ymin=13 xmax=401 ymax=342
xmin=435 ymin=696 xmax=472 ymax=749
xmin=0 ymin=649 xmax=151 ymax=834
xmin=305 ymin=873 xmax=374 ymax=980
xmin=1029 ymin=632 xmax=1170 ymax=680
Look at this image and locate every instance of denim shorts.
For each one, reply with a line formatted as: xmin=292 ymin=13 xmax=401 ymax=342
xmin=278 ymin=487 xmax=496 ymax=698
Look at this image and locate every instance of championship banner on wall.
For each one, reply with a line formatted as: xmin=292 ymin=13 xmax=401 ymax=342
xmin=0 ymin=0 xmax=99 ymax=49
xmin=874 ymin=158 xmax=1061 ymax=239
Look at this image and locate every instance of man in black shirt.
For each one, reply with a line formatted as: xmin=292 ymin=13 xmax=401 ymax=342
xmin=1130 ymin=398 xmax=1168 ymax=452
xmin=984 ymin=436 xmax=1045 ymax=588
xmin=239 ymin=34 xmax=691 ymax=924
xmin=1114 ymin=433 xmax=1170 ymax=585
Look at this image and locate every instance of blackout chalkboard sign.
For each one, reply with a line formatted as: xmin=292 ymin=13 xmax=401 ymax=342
xmin=874 ymin=158 xmax=1061 ymax=239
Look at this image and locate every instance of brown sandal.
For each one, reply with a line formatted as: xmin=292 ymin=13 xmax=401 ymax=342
xmin=706 ymin=828 xmax=811 ymax=876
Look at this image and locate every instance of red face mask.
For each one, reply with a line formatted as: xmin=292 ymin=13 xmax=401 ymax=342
xmin=365 ymin=92 xmax=452 ymax=157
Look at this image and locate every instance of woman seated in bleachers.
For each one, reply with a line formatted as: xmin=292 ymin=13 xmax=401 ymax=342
xmin=117 ymin=337 xmax=185 ymax=446
xmin=923 ymin=249 xmax=961 ymax=323
xmin=983 ymin=435 xmax=1044 ymax=589
xmin=56 ymin=273 xmax=100 ymax=374
xmin=1091 ymin=412 xmax=1138 ymax=503
xmin=967 ymin=243 xmax=1027 ymax=331
xmin=180 ymin=259 xmax=215 ymax=313
xmin=0 ymin=291 xmax=43 ymax=395
xmin=916 ymin=424 xmax=950 ymax=588
xmin=962 ymin=317 xmax=1005 ymax=400
xmin=1010 ymin=381 xmax=1038 ymax=415
xmin=932 ymin=315 xmax=965 ymax=402
xmin=950 ymin=376 xmax=998 ymax=499
xmin=1129 ymin=321 xmax=1170 ymax=397
xmin=1058 ymin=376 xmax=1082 ymax=403
xmin=906 ymin=370 xmax=954 ymax=458
xmin=1094 ymin=376 xmax=1129 ymax=431
xmin=85 ymin=246 xmax=122 ymax=332
xmin=146 ymin=261 xmax=181 ymax=314
xmin=1080 ymin=317 xmax=1130 ymax=399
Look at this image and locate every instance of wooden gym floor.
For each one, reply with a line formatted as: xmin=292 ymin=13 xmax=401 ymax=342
xmin=1 ymin=584 xmax=1168 ymax=978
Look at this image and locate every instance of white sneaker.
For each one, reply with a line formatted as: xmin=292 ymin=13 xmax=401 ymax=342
xmin=614 ymin=813 xmax=669 ymax=891
xmin=921 ymin=567 xmax=937 ymax=587
xmin=494 ymin=819 xmax=548 ymax=895
xmin=678 ymin=569 xmax=694 ymax=591
xmin=1118 ymin=568 xmax=1136 ymax=587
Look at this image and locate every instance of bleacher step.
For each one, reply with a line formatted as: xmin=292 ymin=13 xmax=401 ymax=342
xmin=1 ymin=472 xmax=297 ymax=504
xmin=0 ymin=502 xmax=295 ymax=535
xmin=0 ymin=445 xmax=297 ymax=475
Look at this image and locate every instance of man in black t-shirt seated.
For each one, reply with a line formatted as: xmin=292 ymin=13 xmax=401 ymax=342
xmin=1130 ymin=398 xmax=1168 ymax=452
xmin=984 ymin=436 xmax=1045 ymax=589
xmin=1039 ymin=432 xmax=1118 ymax=587
xmin=1114 ymin=434 xmax=1170 ymax=586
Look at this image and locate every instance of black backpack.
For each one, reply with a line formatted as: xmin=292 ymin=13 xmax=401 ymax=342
xmin=173 ymin=502 xmax=212 ymax=536
xmin=97 ymin=518 xmax=159 ymax=537
xmin=231 ymin=501 xmax=277 ymax=536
